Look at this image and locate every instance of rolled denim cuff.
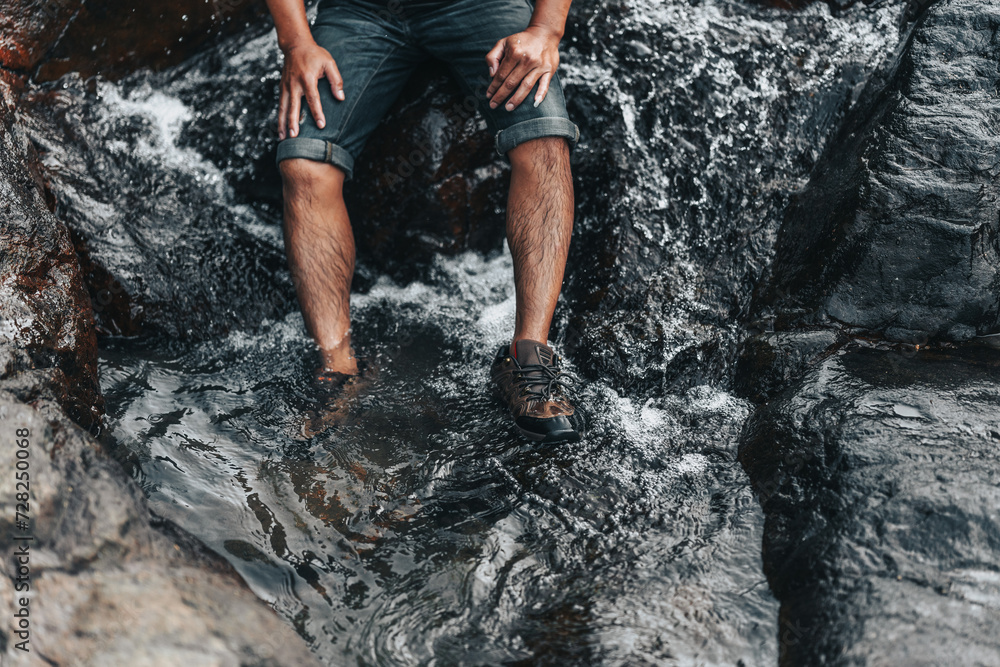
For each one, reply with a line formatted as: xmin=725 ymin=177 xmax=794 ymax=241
xmin=494 ymin=117 xmax=580 ymax=156
xmin=276 ymin=137 xmax=355 ymax=180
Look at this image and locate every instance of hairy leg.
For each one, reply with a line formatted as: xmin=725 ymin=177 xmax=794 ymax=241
xmin=279 ymin=158 xmax=358 ymax=375
xmin=506 ymin=137 xmax=575 ymax=345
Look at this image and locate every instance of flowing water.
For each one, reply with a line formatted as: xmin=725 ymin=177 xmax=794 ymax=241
xmin=22 ymin=0 xmax=908 ymax=663
xmin=99 ymin=252 xmax=773 ymax=665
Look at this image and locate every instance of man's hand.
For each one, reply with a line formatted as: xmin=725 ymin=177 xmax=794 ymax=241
xmin=278 ymin=41 xmax=345 ymax=140
xmin=485 ymin=25 xmax=561 ymax=112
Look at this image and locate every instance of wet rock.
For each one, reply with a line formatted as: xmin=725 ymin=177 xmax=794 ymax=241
xmin=752 ymin=0 xmax=1000 ymax=345
xmin=746 ymin=0 xmax=867 ymax=11
xmin=557 ymin=0 xmax=908 ymax=395
xmin=739 ymin=345 xmax=1000 ymax=665
xmin=21 ymin=75 xmax=299 ymax=340
xmin=733 ymin=329 xmax=841 ymax=403
xmin=0 ymin=390 xmax=321 ymax=666
xmin=737 ymin=4 xmax=1000 ymax=662
xmin=0 ymin=0 xmax=266 ymax=78
xmin=1 ymin=68 xmax=318 ymax=664
xmin=35 ymin=0 xmax=269 ymax=82
xmin=0 ymin=75 xmax=101 ymax=428
xmin=0 ymin=0 xmax=80 ymax=71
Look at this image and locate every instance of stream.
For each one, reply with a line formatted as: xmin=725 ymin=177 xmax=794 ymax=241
xmin=99 ymin=251 xmax=774 ymax=665
xmin=20 ymin=0 xmax=909 ymax=663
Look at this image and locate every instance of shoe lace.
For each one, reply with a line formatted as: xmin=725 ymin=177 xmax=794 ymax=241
xmin=514 ymin=362 xmax=579 ymax=401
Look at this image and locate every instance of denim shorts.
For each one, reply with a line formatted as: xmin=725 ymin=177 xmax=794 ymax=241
xmin=275 ymin=0 xmax=580 ymax=179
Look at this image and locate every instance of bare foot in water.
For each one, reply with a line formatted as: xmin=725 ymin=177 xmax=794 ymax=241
xmin=298 ymin=357 xmax=376 ymax=439
xmin=318 ymin=334 xmax=359 ymax=377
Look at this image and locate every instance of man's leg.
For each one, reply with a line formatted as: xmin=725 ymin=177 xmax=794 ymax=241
xmin=490 ymin=135 xmax=580 ymax=443
xmin=273 ymin=1 xmax=424 ymax=377
xmin=414 ymin=0 xmax=582 ymax=440
xmin=279 ymin=158 xmax=358 ymax=375
xmin=506 ymin=136 xmax=574 ymax=346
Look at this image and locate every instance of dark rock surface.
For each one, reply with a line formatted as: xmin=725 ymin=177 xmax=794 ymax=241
xmin=554 ymin=0 xmax=909 ymax=396
xmin=34 ymin=0 xmax=268 ymax=82
xmin=733 ymin=329 xmax=842 ymax=403
xmin=751 ymin=0 xmax=1000 ymax=345
xmin=0 ymin=75 xmax=101 ymax=429
xmin=21 ymin=76 xmax=299 ymax=339
xmin=737 ymin=0 xmax=1000 ymax=663
xmin=0 ymin=0 xmax=265 ymax=78
xmin=740 ymin=345 xmax=1000 ymax=666
xmin=0 ymin=0 xmax=79 ymax=70
xmin=747 ymin=0 xmax=861 ymax=11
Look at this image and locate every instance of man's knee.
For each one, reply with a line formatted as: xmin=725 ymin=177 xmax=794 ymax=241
xmin=507 ymin=136 xmax=571 ymax=172
xmin=279 ymin=158 xmax=346 ymax=199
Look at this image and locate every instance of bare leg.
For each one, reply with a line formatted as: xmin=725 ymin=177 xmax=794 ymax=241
xmin=505 ymin=137 xmax=575 ymax=346
xmin=279 ymin=158 xmax=358 ymax=375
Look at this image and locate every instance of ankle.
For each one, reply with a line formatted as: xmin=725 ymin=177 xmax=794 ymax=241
xmin=510 ymin=334 xmax=548 ymax=354
xmin=319 ymin=347 xmax=358 ymax=376
xmin=323 ymin=359 xmax=358 ymax=376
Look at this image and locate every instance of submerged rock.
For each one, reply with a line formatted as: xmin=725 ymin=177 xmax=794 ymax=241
xmin=752 ymin=0 xmax=1000 ymax=345
xmin=740 ymin=345 xmax=1000 ymax=665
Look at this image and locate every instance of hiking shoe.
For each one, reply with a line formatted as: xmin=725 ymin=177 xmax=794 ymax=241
xmin=490 ymin=339 xmax=582 ymax=443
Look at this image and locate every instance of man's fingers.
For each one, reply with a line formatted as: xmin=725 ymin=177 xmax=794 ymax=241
xmin=288 ymin=83 xmax=302 ymax=138
xmin=487 ymin=42 xmax=519 ymax=99
xmin=485 ymin=39 xmax=504 ymax=77
xmin=504 ymin=68 xmax=542 ymax=112
xmin=277 ymin=85 xmax=289 ymax=140
xmin=534 ymin=72 xmax=552 ymax=107
xmin=325 ymin=61 xmax=345 ymax=101
xmin=305 ymin=81 xmax=325 ymax=130
xmin=489 ymin=61 xmax=530 ymax=109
